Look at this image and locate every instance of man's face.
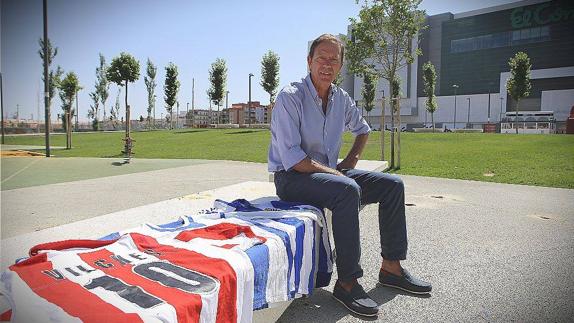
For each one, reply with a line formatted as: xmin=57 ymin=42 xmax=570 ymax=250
xmin=307 ymin=40 xmax=342 ymax=90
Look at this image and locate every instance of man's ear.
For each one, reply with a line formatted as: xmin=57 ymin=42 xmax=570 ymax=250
xmin=307 ymin=55 xmax=312 ymax=69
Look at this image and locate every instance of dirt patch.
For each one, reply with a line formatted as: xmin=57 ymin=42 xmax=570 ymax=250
xmin=1 ymin=150 xmax=45 ymax=157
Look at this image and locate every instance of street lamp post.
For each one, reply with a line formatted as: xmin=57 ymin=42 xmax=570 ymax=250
xmin=43 ymin=0 xmax=51 ymax=156
xmin=500 ymin=97 xmax=504 ymax=122
xmin=226 ymin=91 xmax=229 ymax=124
xmin=1 ymin=72 xmax=4 ymax=144
xmin=380 ymin=89 xmax=385 ymax=130
xmin=248 ymin=73 xmax=253 ymax=127
xmin=75 ymin=91 xmax=79 ymax=131
xmin=466 ymin=97 xmax=471 ymax=128
xmin=452 ymin=84 xmax=459 ymax=130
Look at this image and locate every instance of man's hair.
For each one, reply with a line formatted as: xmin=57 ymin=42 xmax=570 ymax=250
xmin=308 ymin=34 xmax=344 ymax=64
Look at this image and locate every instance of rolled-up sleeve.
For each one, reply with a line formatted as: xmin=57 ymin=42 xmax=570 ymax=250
xmin=344 ymin=96 xmax=371 ymax=136
xmin=271 ymin=92 xmax=308 ymax=171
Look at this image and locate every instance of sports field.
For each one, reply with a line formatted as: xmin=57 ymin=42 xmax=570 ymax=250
xmin=2 ymin=129 xmax=573 ymax=188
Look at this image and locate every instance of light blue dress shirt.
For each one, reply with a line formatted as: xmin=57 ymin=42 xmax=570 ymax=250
xmin=268 ymin=74 xmax=371 ymax=172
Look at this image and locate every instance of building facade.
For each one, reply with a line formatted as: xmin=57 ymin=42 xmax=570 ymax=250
xmin=342 ymin=0 xmax=574 ymax=131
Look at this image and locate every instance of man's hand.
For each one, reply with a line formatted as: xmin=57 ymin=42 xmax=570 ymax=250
xmin=293 ymin=157 xmax=346 ymax=176
xmin=336 ymin=157 xmax=358 ymax=171
xmin=337 ymin=133 xmax=368 ymax=171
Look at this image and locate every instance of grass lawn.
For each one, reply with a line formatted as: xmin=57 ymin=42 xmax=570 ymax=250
xmin=3 ymin=129 xmax=574 ymax=189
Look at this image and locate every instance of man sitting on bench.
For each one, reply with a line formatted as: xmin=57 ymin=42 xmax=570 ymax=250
xmin=267 ymin=33 xmax=432 ymax=317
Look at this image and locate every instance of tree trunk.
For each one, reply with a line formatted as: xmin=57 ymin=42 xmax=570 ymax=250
xmin=380 ymin=96 xmax=386 ymax=161
xmin=515 ymin=99 xmax=520 ymax=134
xmin=66 ymin=109 xmax=71 ymax=149
xmin=431 ymin=112 xmax=435 ymax=133
xmin=125 ymin=80 xmax=130 ymax=139
xmin=396 ymin=99 xmax=401 ymax=170
xmin=390 ymin=98 xmax=395 ymax=169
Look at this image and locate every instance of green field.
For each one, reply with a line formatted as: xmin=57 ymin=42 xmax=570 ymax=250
xmin=3 ymin=129 xmax=574 ymax=188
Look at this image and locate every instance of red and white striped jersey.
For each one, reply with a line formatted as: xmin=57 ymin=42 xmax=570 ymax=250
xmin=1 ymin=226 xmax=260 ymax=323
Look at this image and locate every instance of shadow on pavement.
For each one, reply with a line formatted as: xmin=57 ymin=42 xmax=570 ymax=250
xmin=277 ymin=287 xmax=405 ymax=322
xmin=111 ymin=160 xmax=130 ymax=166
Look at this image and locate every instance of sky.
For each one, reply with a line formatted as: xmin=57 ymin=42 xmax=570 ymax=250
xmin=1 ymin=0 xmax=519 ymax=122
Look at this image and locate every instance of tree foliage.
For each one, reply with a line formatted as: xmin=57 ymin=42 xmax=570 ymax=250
xmin=59 ymin=72 xmax=81 ymax=149
xmin=361 ymin=72 xmax=377 ymax=125
xmin=334 ymin=72 xmax=344 ymax=87
xmin=506 ymin=51 xmax=532 ymax=134
xmin=345 ymin=0 xmax=425 ymax=81
xmin=107 ymin=52 xmax=140 ymax=86
xmin=260 ymin=51 xmax=280 ymax=104
xmin=345 ymin=0 xmax=425 ymax=167
xmin=107 ymin=52 xmax=139 ymax=137
xmin=38 ymin=38 xmax=63 ymax=108
xmin=422 ymin=61 xmax=438 ymax=132
xmin=208 ymin=58 xmax=227 ymax=107
xmin=88 ymin=91 xmax=99 ymax=130
xmin=164 ymin=62 xmax=180 ymax=129
xmin=95 ymin=53 xmax=109 ymax=125
xmin=110 ymin=89 xmax=121 ymax=130
xmin=145 ymin=58 xmax=157 ymax=126
xmin=506 ymin=52 xmax=532 ymax=104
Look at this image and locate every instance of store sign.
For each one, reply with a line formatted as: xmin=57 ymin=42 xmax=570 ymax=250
xmin=511 ymin=3 xmax=574 ymax=28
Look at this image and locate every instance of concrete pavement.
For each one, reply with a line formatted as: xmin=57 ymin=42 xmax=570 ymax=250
xmin=1 ymin=158 xmax=269 ymax=238
xmin=277 ymin=176 xmax=574 ymax=322
xmin=1 ymin=157 xmax=573 ymax=322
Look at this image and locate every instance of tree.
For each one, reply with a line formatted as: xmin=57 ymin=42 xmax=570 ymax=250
xmin=361 ymin=72 xmax=377 ymax=127
xmin=345 ymin=0 xmax=426 ymax=168
xmin=38 ymin=38 xmax=63 ymax=130
xmin=144 ymin=58 xmax=157 ymax=128
xmin=506 ymin=51 xmax=532 ymax=134
xmin=260 ymin=50 xmax=280 ymax=105
xmin=334 ymin=72 xmax=344 ymax=87
xmin=164 ymin=62 xmax=180 ymax=129
xmin=88 ymin=91 xmax=99 ymax=130
xmin=58 ymin=72 xmax=81 ymax=149
xmin=107 ymin=52 xmax=140 ymax=139
xmin=95 ymin=53 xmax=109 ymax=130
xmin=390 ymin=76 xmax=402 ymax=169
xmin=208 ymin=58 xmax=227 ymax=124
xmin=110 ymin=89 xmax=121 ymax=130
xmin=422 ymin=61 xmax=438 ymax=132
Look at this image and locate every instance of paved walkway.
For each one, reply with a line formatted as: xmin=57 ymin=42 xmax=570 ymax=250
xmin=1 ymin=157 xmax=269 ymax=238
xmin=1 ymin=157 xmax=573 ymax=322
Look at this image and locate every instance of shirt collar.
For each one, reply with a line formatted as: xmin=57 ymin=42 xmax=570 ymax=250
xmin=304 ymin=73 xmax=336 ymax=101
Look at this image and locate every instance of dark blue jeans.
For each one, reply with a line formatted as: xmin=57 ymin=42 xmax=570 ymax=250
xmin=274 ymin=169 xmax=407 ymax=283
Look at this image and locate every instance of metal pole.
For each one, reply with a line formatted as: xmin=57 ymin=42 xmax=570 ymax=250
xmin=191 ymin=78 xmax=195 ymax=128
xmin=37 ymin=80 xmax=41 ymax=134
xmin=452 ymin=84 xmax=458 ymax=130
xmin=1 ymin=72 xmax=4 ymax=144
xmin=487 ymin=90 xmax=491 ymax=123
xmin=248 ymin=73 xmax=253 ymax=126
xmin=43 ymin=0 xmax=51 ymax=157
xmin=75 ymin=91 xmax=79 ymax=131
xmin=176 ymin=101 xmax=179 ymax=129
xmin=500 ymin=97 xmax=504 ymax=122
xmin=467 ymin=97 xmax=471 ymax=128
xmin=226 ymin=91 xmax=229 ymax=124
